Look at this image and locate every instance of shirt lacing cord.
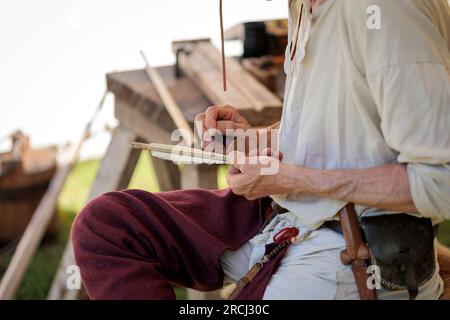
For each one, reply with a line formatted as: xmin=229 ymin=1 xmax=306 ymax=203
xmin=290 ymin=3 xmax=305 ymax=61
xmin=287 ymin=1 xmax=315 ymax=76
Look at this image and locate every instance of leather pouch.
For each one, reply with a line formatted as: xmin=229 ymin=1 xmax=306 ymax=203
xmin=361 ymin=214 xmax=436 ymax=300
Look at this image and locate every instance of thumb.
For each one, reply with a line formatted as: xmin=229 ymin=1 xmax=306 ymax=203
xmin=228 ymin=166 xmax=241 ymax=175
xmin=261 ymin=148 xmax=284 ymax=161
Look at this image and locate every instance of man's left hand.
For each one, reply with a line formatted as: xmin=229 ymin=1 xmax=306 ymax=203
xmin=227 ymin=149 xmax=288 ymax=200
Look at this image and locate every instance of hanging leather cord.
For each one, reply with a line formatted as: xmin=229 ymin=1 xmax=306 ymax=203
xmin=220 ymin=0 xmax=227 ymax=91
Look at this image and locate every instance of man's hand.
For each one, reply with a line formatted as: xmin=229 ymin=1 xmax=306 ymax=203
xmin=195 ymin=105 xmax=251 ymax=149
xmin=227 ymin=149 xmax=286 ymax=200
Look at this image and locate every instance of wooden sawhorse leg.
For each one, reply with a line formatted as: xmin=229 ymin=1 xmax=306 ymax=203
xmin=151 ymin=156 xmax=181 ymax=191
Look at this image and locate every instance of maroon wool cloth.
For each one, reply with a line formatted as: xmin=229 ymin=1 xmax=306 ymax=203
xmin=72 ymin=188 xmax=284 ymax=300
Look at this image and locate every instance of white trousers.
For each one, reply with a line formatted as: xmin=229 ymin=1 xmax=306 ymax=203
xmin=220 ymin=226 xmax=444 ymax=300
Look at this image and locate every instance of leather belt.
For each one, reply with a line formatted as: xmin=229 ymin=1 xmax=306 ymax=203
xmin=269 ymin=202 xmax=440 ymax=238
xmin=326 ymin=219 xmax=439 ymax=238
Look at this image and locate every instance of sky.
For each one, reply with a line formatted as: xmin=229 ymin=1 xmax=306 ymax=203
xmin=0 ymin=0 xmax=288 ymax=159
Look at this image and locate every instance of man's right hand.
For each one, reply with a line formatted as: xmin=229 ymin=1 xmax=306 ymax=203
xmin=195 ymin=105 xmax=251 ymax=149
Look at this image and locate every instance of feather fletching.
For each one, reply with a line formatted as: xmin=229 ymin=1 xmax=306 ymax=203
xmin=131 ymin=142 xmax=230 ymax=165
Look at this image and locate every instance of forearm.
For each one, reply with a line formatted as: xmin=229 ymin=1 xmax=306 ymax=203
xmin=281 ymin=163 xmax=418 ymax=213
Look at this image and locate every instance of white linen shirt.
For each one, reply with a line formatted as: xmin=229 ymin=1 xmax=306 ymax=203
xmin=272 ymin=0 xmax=450 ymax=228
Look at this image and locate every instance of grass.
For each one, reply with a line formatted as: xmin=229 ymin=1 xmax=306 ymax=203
xmin=1 ymin=151 xmax=449 ymax=299
xmin=439 ymin=222 xmax=450 ymax=247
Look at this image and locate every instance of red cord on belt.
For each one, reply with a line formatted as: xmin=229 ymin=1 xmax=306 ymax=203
xmin=273 ymin=227 xmax=299 ymax=243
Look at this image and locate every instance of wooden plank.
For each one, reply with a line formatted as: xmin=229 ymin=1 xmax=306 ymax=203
xmin=47 ymin=126 xmax=140 ymax=300
xmin=88 ymin=126 xmax=140 ymax=194
xmin=174 ymin=39 xmax=253 ymax=109
xmin=241 ymin=57 xmax=286 ymax=99
xmin=115 ymin=99 xmax=173 ymax=145
xmin=141 ymin=51 xmax=194 ymax=146
xmin=196 ymin=41 xmax=281 ymax=111
xmin=107 ymin=67 xmax=210 ymax=129
xmin=173 ymin=40 xmax=283 ymax=126
xmin=151 ymin=156 xmax=181 ymax=191
xmin=108 ymin=65 xmax=281 ymax=129
xmin=116 ymin=98 xmax=182 ymax=190
xmin=51 ymin=245 xmax=78 ymax=300
xmin=177 ymin=50 xmax=252 ymax=109
xmin=181 ymin=164 xmax=218 ymax=190
xmin=224 ymin=24 xmax=244 ymax=41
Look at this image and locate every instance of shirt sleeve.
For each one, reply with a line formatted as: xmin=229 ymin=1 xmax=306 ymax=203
xmin=367 ymin=61 xmax=450 ymax=222
xmin=345 ymin=0 xmax=450 ymax=222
